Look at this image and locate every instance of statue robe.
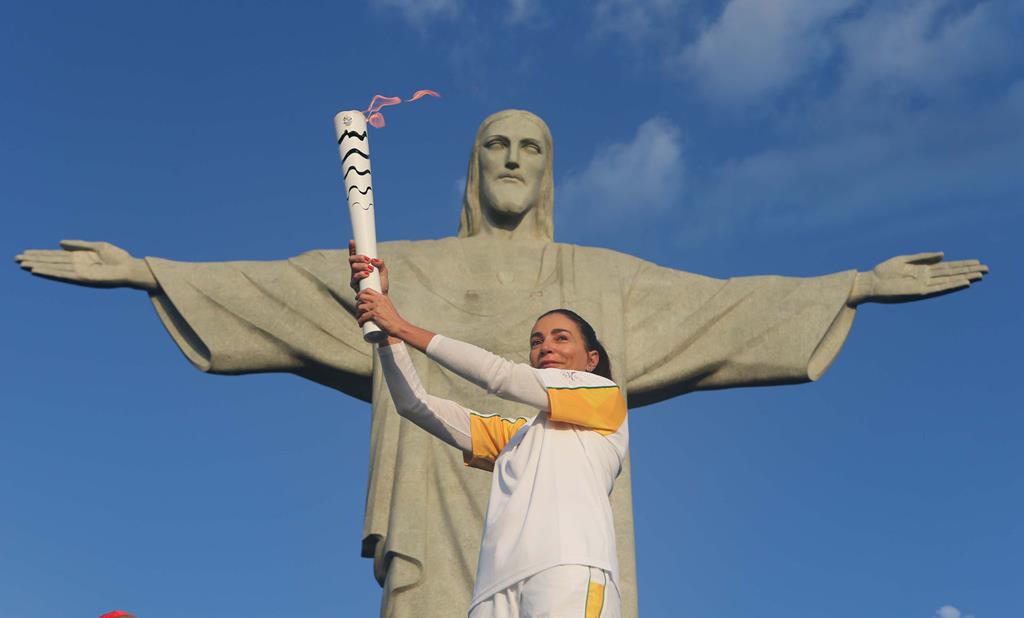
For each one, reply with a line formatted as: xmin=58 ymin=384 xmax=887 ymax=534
xmin=145 ymin=236 xmax=857 ymax=617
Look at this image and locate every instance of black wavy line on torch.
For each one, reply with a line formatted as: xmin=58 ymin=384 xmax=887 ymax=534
xmin=337 ymin=130 xmax=368 ymax=144
xmin=348 ymin=186 xmax=373 ymax=195
xmin=344 ymin=166 xmax=371 ymax=179
xmin=342 ymin=148 xmax=370 ymax=164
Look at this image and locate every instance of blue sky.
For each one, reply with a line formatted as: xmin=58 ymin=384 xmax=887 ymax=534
xmin=2 ymin=1 xmax=1021 ymax=617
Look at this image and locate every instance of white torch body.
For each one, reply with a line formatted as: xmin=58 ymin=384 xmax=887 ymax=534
xmin=335 ymin=110 xmax=386 ymax=343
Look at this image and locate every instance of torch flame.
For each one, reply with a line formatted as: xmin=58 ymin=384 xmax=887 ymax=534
xmin=363 ymin=89 xmax=440 ymax=128
xmin=408 ymin=89 xmax=440 ymax=102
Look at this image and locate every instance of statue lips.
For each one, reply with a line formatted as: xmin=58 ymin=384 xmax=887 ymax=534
xmin=498 ymin=173 xmax=525 ymax=184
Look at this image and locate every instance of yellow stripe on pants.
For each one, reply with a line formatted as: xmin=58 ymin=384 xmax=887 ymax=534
xmin=585 ymin=577 xmax=605 ymax=617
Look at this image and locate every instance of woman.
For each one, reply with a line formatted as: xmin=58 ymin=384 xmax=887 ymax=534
xmin=351 ymin=246 xmax=627 ymax=618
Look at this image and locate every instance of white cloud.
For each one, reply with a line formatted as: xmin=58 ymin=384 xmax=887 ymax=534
xmin=372 ymin=0 xmax=549 ymax=27
xmin=677 ymin=0 xmax=856 ymax=105
xmin=935 ymin=605 xmax=975 ymax=618
xmin=507 ymin=0 xmax=541 ymax=24
xmin=592 ymin=0 xmax=685 ymax=44
xmin=684 ymin=80 xmax=1024 ymax=245
xmin=662 ymin=0 xmax=1024 ymax=245
xmin=838 ymin=0 xmax=1015 ymax=99
xmin=557 ymin=117 xmax=684 ymax=220
xmin=372 ymin=0 xmax=460 ymax=26
xmin=675 ymin=0 xmax=1020 ymax=106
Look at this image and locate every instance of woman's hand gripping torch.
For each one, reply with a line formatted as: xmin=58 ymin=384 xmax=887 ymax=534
xmin=335 ymin=110 xmax=387 ymax=343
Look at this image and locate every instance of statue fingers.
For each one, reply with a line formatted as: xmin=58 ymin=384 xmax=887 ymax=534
xmin=904 ymin=251 xmax=944 ymax=265
xmin=932 ymin=259 xmax=980 ymax=271
xmin=18 ymin=259 xmax=71 ymax=272
xmin=25 ymin=264 xmax=76 ymax=280
xmin=59 ymin=239 xmax=104 ymax=252
xmin=15 ymin=253 xmax=73 ymax=265
xmin=18 ymin=249 xmax=73 ymax=260
xmin=926 ymin=276 xmax=971 ymax=292
xmin=929 ymin=264 xmax=984 ymax=278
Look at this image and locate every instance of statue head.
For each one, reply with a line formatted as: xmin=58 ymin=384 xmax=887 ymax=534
xmin=458 ymin=110 xmax=554 ymax=240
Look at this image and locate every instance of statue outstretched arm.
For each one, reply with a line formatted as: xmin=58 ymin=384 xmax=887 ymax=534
xmin=16 ymin=241 xmax=374 ymax=401
xmin=622 ymin=251 xmax=988 ymax=407
xmin=16 ymin=240 xmax=159 ymax=291
xmin=847 ymin=252 xmax=988 ymax=306
xmin=622 ymin=260 xmax=859 ymax=406
xmin=145 ymin=250 xmax=373 ymax=399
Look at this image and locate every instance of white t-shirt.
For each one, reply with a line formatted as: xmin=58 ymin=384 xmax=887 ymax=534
xmin=378 ymin=335 xmax=629 ymax=610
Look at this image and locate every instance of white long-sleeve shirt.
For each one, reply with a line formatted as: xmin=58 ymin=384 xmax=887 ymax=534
xmin=378 ymin=335 xmax=629 ymax=610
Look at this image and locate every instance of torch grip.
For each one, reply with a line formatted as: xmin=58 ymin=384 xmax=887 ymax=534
xmin=336 ymin=110 xmax=387 ymax=344
xmin=351 ymin=207 xmax=387 ymax=344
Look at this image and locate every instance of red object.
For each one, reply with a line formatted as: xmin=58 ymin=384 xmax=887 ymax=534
xmin=100 ymin=611 xmax=136 ymax=618
xmin=407 ymin=89 xmax=440 ymax=102
xmin=361 ymin=89 xmax=440 ymax=129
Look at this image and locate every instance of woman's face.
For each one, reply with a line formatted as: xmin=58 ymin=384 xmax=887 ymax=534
xmin=529 ymin=313 xmax=599 ymax=373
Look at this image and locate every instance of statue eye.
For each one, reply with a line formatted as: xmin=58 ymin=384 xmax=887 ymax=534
xmin=485 ymin=138 xmax=508 ymax=150
xmin=522 ymin=141 xmax=542 ymax=154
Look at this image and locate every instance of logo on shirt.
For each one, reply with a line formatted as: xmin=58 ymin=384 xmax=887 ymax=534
xmin=560 ymin=370 xmax=579 ymax=382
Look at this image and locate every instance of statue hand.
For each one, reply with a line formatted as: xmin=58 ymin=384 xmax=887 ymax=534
xmin=850 ymin=252 xmax=989 ymax=305
xmin=15 ymin=240 xmax=158 ymax=291
xmin=348 ymin=239 xmax=389 ymax=295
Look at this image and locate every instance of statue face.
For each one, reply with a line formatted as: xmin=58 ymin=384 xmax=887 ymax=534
xmin=478 ymin=115 xmax=547 ymax=222
xmin=529 ymin=313 xmax=599 ymax=373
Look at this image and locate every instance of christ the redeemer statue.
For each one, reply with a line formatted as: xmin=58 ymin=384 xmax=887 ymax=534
xmin=16 ymin=110 xmax=988 ymax=618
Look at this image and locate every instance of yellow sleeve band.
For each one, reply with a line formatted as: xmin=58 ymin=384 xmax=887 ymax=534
xmin=546 ymin=386 xmax=626 ymax=435
xmin=464 ymin=413 xmax=530 ymax=471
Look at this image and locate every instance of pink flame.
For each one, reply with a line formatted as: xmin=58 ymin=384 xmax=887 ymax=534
xmin=363 ymin=89 xmax=440 ymax=128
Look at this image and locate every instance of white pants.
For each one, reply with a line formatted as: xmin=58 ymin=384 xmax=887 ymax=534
xmin=468 ymin=565 xmax=620 ymax=618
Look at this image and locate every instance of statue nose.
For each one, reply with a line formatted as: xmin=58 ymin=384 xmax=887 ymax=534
xmin=505 ymin=146 xmax=520 ymax=169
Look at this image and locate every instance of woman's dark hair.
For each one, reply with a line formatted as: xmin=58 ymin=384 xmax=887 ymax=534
xmin=535 ymin=308 xmax=612 ymax=380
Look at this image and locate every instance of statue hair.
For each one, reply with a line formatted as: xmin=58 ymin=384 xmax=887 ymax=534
xmin=457 ymin=109 xmax=555 ymax=241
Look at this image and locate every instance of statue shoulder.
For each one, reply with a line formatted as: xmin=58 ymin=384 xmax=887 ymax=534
xmin=292 ymin=248 xmax=345 ymax=264
xmin=289 ymin=238 xmax=459 ymax=263
xmin=553 ymin=241 xmax=722 ymax=286
xmin=553 ymin=242 xmax=658 ymax=272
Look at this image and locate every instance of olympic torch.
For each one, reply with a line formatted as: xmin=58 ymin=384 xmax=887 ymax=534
xmin=335 ymin=110 xmax=386 ymax=343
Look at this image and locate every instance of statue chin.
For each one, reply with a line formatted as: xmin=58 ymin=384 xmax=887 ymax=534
xmin=482 ymin=188 xmax=537 ymax=227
